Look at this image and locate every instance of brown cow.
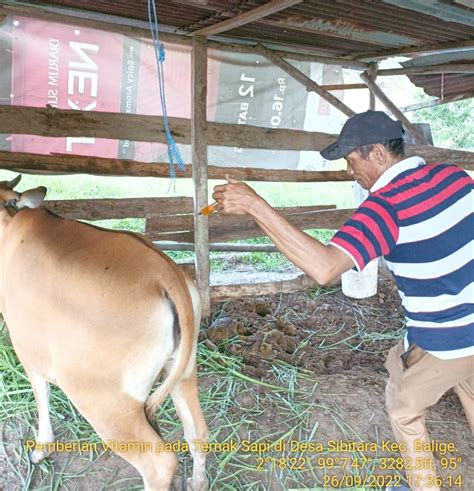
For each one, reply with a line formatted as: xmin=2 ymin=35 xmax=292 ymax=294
xmin=0 ymin=176 xmax=209 ymax=491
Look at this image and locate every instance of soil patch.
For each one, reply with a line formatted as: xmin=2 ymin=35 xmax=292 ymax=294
xmin=204 ymin=278 xmax=402 ymax=379
xmin=1 ymin=278 xmax=472 ymax=490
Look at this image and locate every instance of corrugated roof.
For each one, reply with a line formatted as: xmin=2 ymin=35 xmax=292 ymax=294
xmin=7 ymin=0 xmax=474 ymax=96
xmin=402 ymin=50 xmax=474 ymax=98
xmin=28 ymin=0 xmax=474 ymax=55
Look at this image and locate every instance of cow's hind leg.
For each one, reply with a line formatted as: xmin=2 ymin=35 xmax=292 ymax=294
xmin=24 ymin=369 xmax=55 ymax=464
xmin=170 ymin=370 xmax=209 ymax=491
xmin=69 ymin=395 xmax=179 ymax=491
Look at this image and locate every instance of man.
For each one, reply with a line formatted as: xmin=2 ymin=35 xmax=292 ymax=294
xmin=212 ymin=110 xmax=473 ymax=491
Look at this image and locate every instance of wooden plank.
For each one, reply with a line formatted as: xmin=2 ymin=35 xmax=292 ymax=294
xmin=147 ymin=208 xmax=355 ymax=242
xmin=208 ymin=208 xmax=354 ymax=242
xmin=44 ymin=197 xmax=193 ymax=220
xmin=210 ymin=273 xmax=319 ymax=302
xmin=145 ymin=205 xmax=337 ymax=234
xmin=0 ymin=151 xmax=351 ymax=181
xmin=360 ymin=71 xmax=430 ymax=145
xmin=320 ymin=83 xmax=367 ymax=91
xmin=1 ymin=148 xmax=471 ymax=182
xmin=147 ymin=215 xmax=193 ymax=234
xmin=192 ymin=0 xmax=303 ymax=36
xmin=182 ymin=270 xmax=334 ymax=302
xmin=353 ymin=39 xmax=474 ymax=61
xmin=377 ymin=64 xmax=474 ymax=77
xmin=395 ymin=92 xmax=474 ymax=114
xmin=0 ymin=105 xmax=337 ymax=151
xmin=156 ymin=241 xmax=280 ymax=252
xmin=192 ymin=35 xmax=210 ymax=317
xmin=407 ymin=145 xmax=474 ymax=170
xmin=0 ymin=3 xmax=369 ymax=69
xmin=250 ymin=204 xmax=337 ymax=214
xmin=255 ymin=44 xmax=356 ymax=118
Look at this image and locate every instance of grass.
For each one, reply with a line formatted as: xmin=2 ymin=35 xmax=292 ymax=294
xmin=1 ymin=312 xmax=406 ymax=491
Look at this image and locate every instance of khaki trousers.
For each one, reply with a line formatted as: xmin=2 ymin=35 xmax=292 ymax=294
xmin=385 ymin=340 xmax=473 ymax=491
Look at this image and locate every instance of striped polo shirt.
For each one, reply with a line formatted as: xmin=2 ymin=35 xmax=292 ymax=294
xmin=330 ymin=156 xmax=473 ymax=360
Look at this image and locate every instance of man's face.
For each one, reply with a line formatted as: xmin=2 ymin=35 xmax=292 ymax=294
xmin=344 ymin=149 xmax=381 ymax=190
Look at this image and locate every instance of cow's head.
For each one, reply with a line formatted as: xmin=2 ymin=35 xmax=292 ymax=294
xmin=0 ymin=175 xmax=47 ymax=218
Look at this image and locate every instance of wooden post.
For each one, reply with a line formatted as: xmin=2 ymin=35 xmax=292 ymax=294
xmin=368 ymin=62 xmax=378 ymax=110
xmin=192 ymin=35 xmax=210 ymax=317
xmin=255 ymin=44 xmax=356 ymax=118
xmin=360 ymin=71 xmax=430 ymax=145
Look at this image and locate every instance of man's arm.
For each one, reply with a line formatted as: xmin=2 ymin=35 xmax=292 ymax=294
xmin=212 ymin=177 xmax=355 ymax=285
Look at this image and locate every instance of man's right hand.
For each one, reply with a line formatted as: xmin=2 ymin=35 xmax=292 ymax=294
xmin=212 ymin=175 xmax=265 ymax=216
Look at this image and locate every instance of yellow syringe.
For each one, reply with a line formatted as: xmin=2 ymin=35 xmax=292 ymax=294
xmin=198 ymin=201 xmax=219 ymax=216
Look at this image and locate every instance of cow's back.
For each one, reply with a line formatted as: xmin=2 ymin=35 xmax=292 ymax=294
xmin=2 ymin=208 xmax=179 ymax=387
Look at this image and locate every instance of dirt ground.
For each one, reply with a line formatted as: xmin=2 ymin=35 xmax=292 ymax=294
xmin=1 ymin=277 xmax=472 ymax=490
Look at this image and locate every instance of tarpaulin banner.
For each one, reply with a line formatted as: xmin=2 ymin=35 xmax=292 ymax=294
xmin=0 ymin=15 xmax=347 ymax=169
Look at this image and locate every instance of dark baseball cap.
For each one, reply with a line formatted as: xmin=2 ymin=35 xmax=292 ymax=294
xmin=320 ymin=110 xmax=404 ymax=160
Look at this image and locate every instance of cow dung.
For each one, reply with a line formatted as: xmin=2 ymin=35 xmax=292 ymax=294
xmin=207 ymin=316 xmax=239 ymax=343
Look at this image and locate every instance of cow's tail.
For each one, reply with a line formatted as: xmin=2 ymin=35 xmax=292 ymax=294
xmin=144 ymin=263 xmax=196 ymax=423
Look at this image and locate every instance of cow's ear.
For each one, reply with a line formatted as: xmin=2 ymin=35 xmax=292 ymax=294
xmin=16 ymin=187 xmax=47 ymax=209
xmin=7 ymin=175 xmax=22 ymax=190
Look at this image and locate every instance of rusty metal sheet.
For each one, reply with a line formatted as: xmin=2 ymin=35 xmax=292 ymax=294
xmin=403 ymin=50 xmax=474 ymax=97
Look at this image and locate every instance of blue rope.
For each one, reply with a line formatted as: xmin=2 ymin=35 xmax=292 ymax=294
xmin=147 ymin=0 xmax=185 ymax=178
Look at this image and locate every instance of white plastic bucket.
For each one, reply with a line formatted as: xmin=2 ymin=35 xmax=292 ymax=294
xmin=341 ymin=258 xmax=378 ymax=299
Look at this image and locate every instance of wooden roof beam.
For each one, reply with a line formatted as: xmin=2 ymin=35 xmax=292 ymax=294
xmin=255 ymin=44 xmax=356 ymax=118
xmin=191 ymin=0 xmax=303 ymax=37
xmin=360 ymin=71 xmax=430 ymax=145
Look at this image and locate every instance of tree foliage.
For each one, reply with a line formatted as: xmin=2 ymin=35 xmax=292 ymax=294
xmin=413 ymin=98 xmax=474 ymax=150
